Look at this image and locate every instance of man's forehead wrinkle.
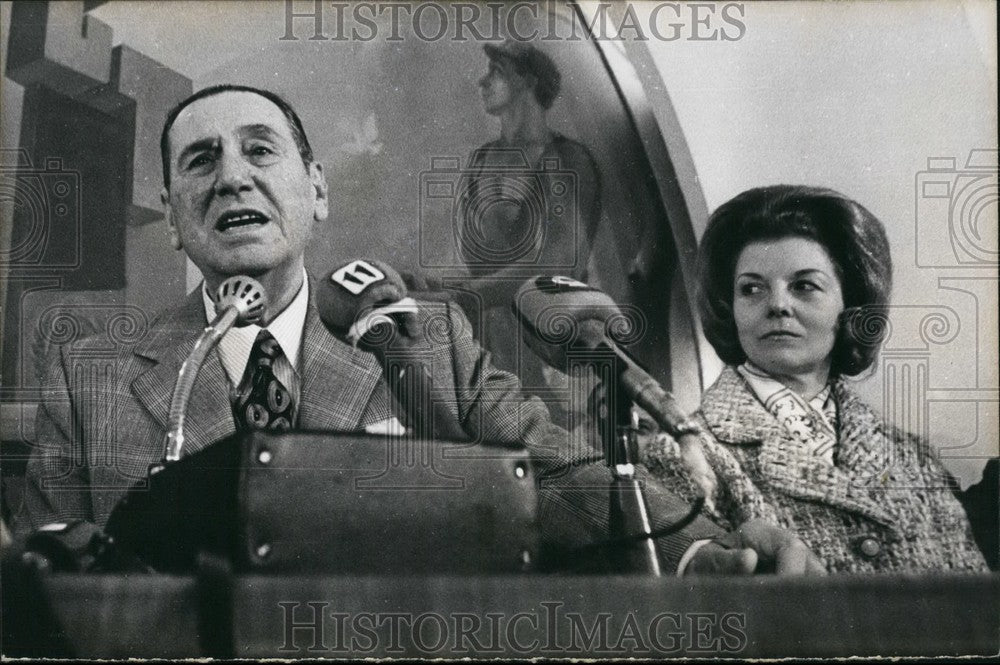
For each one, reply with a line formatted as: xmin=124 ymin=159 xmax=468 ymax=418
xmin=173 ymin=124 xmax=286 ymax=161
xmin=242 ymin=123 xmax=288 ymax=141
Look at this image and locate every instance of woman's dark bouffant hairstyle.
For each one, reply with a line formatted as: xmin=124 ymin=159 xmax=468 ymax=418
xmin=697 ymin=185 xmax=893 ymax=377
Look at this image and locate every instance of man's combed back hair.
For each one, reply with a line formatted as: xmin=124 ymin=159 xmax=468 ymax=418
xmin=160 ymin=84 xmax=314 ymax=189
xmin=697 ymin=185 xmax=893 ymax=377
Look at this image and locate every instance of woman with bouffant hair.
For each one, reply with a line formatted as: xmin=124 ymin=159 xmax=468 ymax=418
xmin=644 ymin=185 xmax=987 ymax=573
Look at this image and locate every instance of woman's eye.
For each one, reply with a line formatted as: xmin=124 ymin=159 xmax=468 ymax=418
xmin=794 ymin=280 xmax=820 ymax=292
xmin=738 ymin=283 xmax=762 ymax=296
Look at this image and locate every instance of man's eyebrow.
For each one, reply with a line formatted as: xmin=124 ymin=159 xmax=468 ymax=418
xmin=241 ymin=124 xmax=284 ymax=141
xmin=176 ymin=137 xmax=217 ymax=166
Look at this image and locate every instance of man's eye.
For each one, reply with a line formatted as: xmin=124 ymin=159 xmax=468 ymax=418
xmin=185 ymin=153 xmax=214 ymax=170
xmin=247 ymin=143 xmax=279 ymax=160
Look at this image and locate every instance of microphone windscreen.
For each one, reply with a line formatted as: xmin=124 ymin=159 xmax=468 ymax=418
xmin=512 ymin=276 xmax=623 ymax=368
xmin=316 ymin=259 xmax=408 ymax=334
xmin=213 ymin=275 xmax=267 ymax=325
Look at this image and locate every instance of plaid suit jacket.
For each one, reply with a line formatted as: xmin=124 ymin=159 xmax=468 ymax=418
xmin=644 ymin=366 xmax=988 ymax=573
xmin=18 ymin=283 xmax=721 ymax=571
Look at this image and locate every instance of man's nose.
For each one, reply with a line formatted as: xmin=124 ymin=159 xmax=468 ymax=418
xmin=214 ymin=152 xmax=253 ymax=196
xmin=477 ymin=72 xmax=489 ymax=88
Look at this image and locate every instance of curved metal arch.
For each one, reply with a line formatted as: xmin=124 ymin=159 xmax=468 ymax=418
xmin=572 ymin=2 xmax=721 ymax=407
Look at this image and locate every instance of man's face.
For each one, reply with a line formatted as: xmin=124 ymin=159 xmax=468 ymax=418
xmin=162 ymin=91 xmax=328 ymax=289
xmin=478 ymin=58 xmax=531 ymax=115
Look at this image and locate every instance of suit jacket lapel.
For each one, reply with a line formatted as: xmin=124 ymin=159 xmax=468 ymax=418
xmin=297 ymin=305 xmax=385 ymax=431
xmin=130 ymin=290 xmax=235 ymax=459
xmin=703 ymin=368 xmax=897 ymax=528
xmin=130 ymin=285 xmax=387 ymax=454
xmin=830 ymin=382 xmax=894 ymax=486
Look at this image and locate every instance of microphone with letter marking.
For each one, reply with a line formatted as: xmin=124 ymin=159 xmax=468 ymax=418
xmin=317 ymin=259 xmax=468 ymax=441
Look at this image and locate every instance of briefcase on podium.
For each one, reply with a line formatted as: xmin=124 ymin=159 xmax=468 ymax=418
xmin=105 ymin=432 xmax=538 ymax=574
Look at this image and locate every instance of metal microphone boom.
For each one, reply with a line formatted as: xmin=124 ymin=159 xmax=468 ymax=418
xmin=159 ymin=276 xmax=266 ymax=465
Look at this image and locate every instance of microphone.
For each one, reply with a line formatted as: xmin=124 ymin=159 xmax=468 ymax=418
xmin=513 ymin=276 xmax=700 ymax=440
xmin=160 ymin=275 xmax=266 ymax=464
xmin=513 ymin=276 xmax=717 ymax=505
xmin=316 ymin=259 xmax=467 ymax=441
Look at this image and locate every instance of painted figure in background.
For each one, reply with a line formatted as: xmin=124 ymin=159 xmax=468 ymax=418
xmin=459 ymin=40 xmax=601 ymax=425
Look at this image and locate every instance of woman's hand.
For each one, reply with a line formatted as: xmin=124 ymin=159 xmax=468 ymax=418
xmin=685 ymin=519 xmax=827 ymax=576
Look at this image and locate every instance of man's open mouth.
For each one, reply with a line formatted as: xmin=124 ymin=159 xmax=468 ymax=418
xmin=216 ymin=210 xmax=269 ymax=232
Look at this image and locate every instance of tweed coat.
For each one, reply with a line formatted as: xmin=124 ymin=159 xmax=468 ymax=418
xmin=643 ymin=367 xmax=988 ymax=573
xmin=17 ymin=283 xmax=721 ymax=570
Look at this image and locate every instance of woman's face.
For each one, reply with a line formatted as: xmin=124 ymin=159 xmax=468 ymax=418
xmin=733 ymin=237 xmax=845 ymax=382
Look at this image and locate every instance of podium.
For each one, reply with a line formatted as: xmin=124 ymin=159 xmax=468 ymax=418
xmin=4 ymin=571 xmax=998 ymax=658
xmin=8 ymin=432 xmax=998 ymax=658
xmin=104 ymin=432 xmax=539 ymax=574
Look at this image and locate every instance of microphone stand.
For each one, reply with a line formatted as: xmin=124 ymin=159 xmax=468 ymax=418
xmin=580 ymin=349 xmax=662 ymax=576
xmin=150 ymin=307 xmax=242 ymax=473
xmin=149 ymin=276 xmax=266 ymax=475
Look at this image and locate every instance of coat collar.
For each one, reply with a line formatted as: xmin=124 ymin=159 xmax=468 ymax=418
xmin=129 ymin=280 xmax=384 ymax=458
xmin=701 ymin=366 xmax=897 ymax=528
xmin=130 ymin=288 xmax=233 ymax=458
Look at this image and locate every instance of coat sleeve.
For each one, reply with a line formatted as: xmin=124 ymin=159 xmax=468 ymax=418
xmin=441 ymin=301 xmax=724 ymax=572
xmin=15 ymin=343 xmax=94 ymax=537
xmin=899 ymin=427 xmax=990 ymax=571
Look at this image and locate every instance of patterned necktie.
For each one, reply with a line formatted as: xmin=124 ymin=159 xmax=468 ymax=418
xmin=233 ymin=330 xmax=295 ymax=431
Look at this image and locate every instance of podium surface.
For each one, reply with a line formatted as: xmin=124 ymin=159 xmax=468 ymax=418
xmin=6 ymin=572 xmax=997 ymax=659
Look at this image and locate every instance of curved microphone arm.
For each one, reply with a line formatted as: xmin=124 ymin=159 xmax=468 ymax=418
xmin=159 ymin=276 xmax=266 ymax=465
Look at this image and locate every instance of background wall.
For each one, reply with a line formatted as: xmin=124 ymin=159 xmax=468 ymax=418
xmin=2 ymin=1 xmax=996 ymax=488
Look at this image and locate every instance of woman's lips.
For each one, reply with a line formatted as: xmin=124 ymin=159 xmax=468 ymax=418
xmin=761 ymin=330 xmax=801 ymax=339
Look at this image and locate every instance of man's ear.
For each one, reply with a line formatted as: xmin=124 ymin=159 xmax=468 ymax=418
xmin=310 ymin=162 xmax=329 ymax=223
xmin=162 ymin=187 xmax=182 ymax=250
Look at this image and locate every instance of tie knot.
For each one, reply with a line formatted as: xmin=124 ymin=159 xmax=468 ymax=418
xmin=253 ymin=329 xmax=283 ymax=361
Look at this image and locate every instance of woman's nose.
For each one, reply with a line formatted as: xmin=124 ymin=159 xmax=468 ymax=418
xmin=766 ymin=288 xmax=792 ymax=317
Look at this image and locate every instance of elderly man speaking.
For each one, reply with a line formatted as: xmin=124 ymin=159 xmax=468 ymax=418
xmin=15 ymin=84 xmax=822 ymax=577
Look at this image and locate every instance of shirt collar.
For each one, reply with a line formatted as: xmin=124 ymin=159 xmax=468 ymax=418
xmin=201 ymin=269 xmax=310 ymax=385
xmin=737 ymin=362 xmax=836 ymax=431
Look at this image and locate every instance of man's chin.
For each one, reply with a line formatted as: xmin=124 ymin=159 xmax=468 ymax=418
xmin=202 ymin=257 xmax=282 ymax=286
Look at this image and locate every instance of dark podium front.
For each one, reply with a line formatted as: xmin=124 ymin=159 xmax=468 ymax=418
xmin=6 ymin=573 xmax=998 ymax=658
xmin=6 ymin=431 xmax=998 ymax=659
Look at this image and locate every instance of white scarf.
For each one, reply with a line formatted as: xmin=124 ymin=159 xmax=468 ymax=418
xmin=737 ymin=363 xmax=838 ymax=465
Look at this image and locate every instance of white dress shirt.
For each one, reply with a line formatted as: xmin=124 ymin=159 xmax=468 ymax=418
xmin=201 ymin=270 xmax=308 ymax=418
